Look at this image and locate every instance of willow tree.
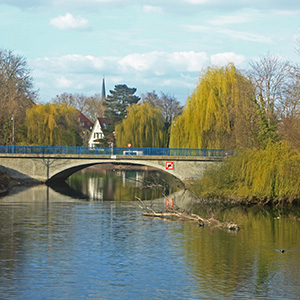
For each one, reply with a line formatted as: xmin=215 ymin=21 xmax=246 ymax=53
xmin=115 ymin=103 xmax=166 ymax=148
xmin=25 ymin=103 xmax=82 ymax=146
xmin=169 ymin=64 xmax=257 ymax=150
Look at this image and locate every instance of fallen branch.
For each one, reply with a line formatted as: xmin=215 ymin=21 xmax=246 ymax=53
xmin=136 ymin=196 xmax=240 ymax=231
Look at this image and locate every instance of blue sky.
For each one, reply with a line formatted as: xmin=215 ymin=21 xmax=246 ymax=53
xmin=1 ymin=0 xmax=300 ymax=104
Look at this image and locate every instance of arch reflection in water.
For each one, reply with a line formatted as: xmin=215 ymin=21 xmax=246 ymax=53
xmin=64 ymin=165 xmax=183 ymax=201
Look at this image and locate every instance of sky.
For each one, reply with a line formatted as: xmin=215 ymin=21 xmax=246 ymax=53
xmin=0 ymin=0 xmax=300 ymax=104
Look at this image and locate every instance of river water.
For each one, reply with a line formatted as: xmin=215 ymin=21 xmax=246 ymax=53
xmin=0 ymin=167 xmax=300 ymax=299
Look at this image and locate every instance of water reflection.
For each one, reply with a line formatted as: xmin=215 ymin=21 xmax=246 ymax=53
xmin=64 ymin=166 xmax=183 ymax=201
xmin=0 ymin=175 xmax=300 ymax=299
xmin=178 ymin=204 xmax=300 ymax=299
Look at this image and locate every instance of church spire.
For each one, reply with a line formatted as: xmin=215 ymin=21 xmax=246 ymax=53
xmin=101 ymin=77 xmax=106 ymax=100
xmin=98 ymin=77 xmax=106 ymax=118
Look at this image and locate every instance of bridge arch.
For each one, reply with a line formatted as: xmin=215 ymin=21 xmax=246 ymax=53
xmin=47 ymin=161 xmax=172 ymax=183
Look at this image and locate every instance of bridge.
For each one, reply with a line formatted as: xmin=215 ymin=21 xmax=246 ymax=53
xmin=0 ymin=145 xmax=225 ymax=184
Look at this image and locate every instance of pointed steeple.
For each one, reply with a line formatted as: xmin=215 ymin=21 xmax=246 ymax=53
xmin=101 ymin=77 xmax=106 ymax=100
xmin=98 ymin=77 xmax=106 ymax=118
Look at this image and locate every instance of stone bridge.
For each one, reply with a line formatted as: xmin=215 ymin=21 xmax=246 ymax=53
xmin=0 ymin=152 xmax=223 ymax=184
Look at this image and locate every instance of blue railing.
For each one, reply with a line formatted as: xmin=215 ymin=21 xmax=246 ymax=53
xmin=0 ymin=145 xmax=225 ymax=157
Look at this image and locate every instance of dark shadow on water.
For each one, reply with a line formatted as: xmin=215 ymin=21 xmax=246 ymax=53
xmin=47 ymin=180 xmax=88 ymax=200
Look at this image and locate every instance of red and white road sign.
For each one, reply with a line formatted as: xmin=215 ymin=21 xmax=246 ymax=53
xmin=165 ymin=161 xmax=174 ymax=170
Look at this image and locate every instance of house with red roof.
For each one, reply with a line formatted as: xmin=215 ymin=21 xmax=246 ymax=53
xmin=77 ymin=111 xmax=94 ymax=146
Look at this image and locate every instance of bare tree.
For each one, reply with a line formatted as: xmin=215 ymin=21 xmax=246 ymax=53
xmin=52 ymin=92 xmax=101 ymax=122
xmin=248 ymin=55 xmax=292 ymax=121
xmin=277 ymin=64 xmax=300 ymax=149
xmin=141 ymin=91 xmax=183 ymax=125
xmin=280 ymin=65 xmax=300 ymax=118
xmin=52 ymin=92 xmax=86 ymax=112
xmin=0 ymin=49 xmax=37 ymax=144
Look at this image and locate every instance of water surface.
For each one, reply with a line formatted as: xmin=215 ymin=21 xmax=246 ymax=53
xmin=0 ymin=168 xmax=299 ymax=299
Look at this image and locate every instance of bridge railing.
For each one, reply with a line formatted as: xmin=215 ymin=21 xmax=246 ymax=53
xmin=0 ymin=145 xmax=225 ymax=157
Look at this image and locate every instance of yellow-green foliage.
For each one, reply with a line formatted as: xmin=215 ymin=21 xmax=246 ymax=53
xmin=115 ymin=103 xmax=166 ymax=148
xmin=25 ymin=103 xmax=82 ymax=146
xmin=169 ymin=64 xmax=256 ymax=149
xmin=191 ymin=142 xmax=300 ymax=204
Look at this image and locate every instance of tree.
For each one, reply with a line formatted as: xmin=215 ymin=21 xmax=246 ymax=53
xmin=0 ymin=49 xmax=37 ymax=144
xmin=141 ymin=91 xmax=182 ymax=147
xmin=169 ymin=64 xmax=258 ymax=150
xmin=141 ymin=91 xmax=183 ymax=125
xmin=52 ymin=92 xmax=101 ymax=122
xmin=104 ymin=84 xmax=140 ymax=142
xmin=276 ymin=64 xmax=300 ymax=149
xmin=25 ymin=103 xmax=82 ymax=146
xmin=248 ymin=55 xmax=292 ymax=123
xmin=249 ymin=55 xmax=300 ymax=150
xmin=115 ymin=103 xmax=166 ymax=148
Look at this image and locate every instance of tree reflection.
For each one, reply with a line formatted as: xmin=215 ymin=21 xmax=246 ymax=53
xmin=175 ymin=205 xmax=300 ymax=299
xmin=65 ymin=166 xmax=183 ymax=201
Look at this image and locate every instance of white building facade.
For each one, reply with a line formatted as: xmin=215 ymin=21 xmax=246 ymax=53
xmin=88 ymin=118 xmax=110 ymax=148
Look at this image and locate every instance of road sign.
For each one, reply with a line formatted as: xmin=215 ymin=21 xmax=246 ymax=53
xmin=166 ymin=161 xmax=174 ymax=170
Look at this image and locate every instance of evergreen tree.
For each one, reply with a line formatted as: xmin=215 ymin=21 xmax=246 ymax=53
xmin=104 ymin=84 xmax=140 ymax=122
xmin=103 ymin=84 xmax=140 ymax=143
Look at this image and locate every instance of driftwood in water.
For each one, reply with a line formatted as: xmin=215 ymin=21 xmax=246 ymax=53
xmin=136 ymin=197 xmax=240 ymax=231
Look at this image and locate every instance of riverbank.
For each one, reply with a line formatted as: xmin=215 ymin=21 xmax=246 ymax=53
xmin=189 ymin=142 xmax=300 ymax=206
xmin=0 ymin=171 xmax=42 ymax=197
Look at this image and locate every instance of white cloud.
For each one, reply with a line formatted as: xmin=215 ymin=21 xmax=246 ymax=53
xmin=32 ymin=50 xmax=248 ymax=103
xmin=118 ymin=51 xmax=209 ymax=74
xmin=210 ymin=52 xmax=245 ymax=66
xmin=56 ymin=76 xmax=72 ymax=88
xmin=142 ymin=5 xmax=163 ymax=14
xmin=33 ymin=54 xmax=104 ymax=73
xmin=118 ymin=53 xmax=156 ymax=71
xmin=50 ymin=13 xmax=90 ymax=30
xmin=169 ymin=51 xmax=208 ymax=72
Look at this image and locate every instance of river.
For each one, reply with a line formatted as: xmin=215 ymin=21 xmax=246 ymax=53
xmin=0 ymin=167 xmax=300 ymax=299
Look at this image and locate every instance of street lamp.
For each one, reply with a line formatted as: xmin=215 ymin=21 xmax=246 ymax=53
xmin=11 ymin=114 xmax=15 ymax=146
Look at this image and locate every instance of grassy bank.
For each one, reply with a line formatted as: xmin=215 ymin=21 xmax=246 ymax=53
xmin=189 ymin=142 xmax=300 ymax=205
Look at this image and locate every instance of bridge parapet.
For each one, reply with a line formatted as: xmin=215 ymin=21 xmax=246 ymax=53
xmin=0 ymin=145 xmax=225 ymax=158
